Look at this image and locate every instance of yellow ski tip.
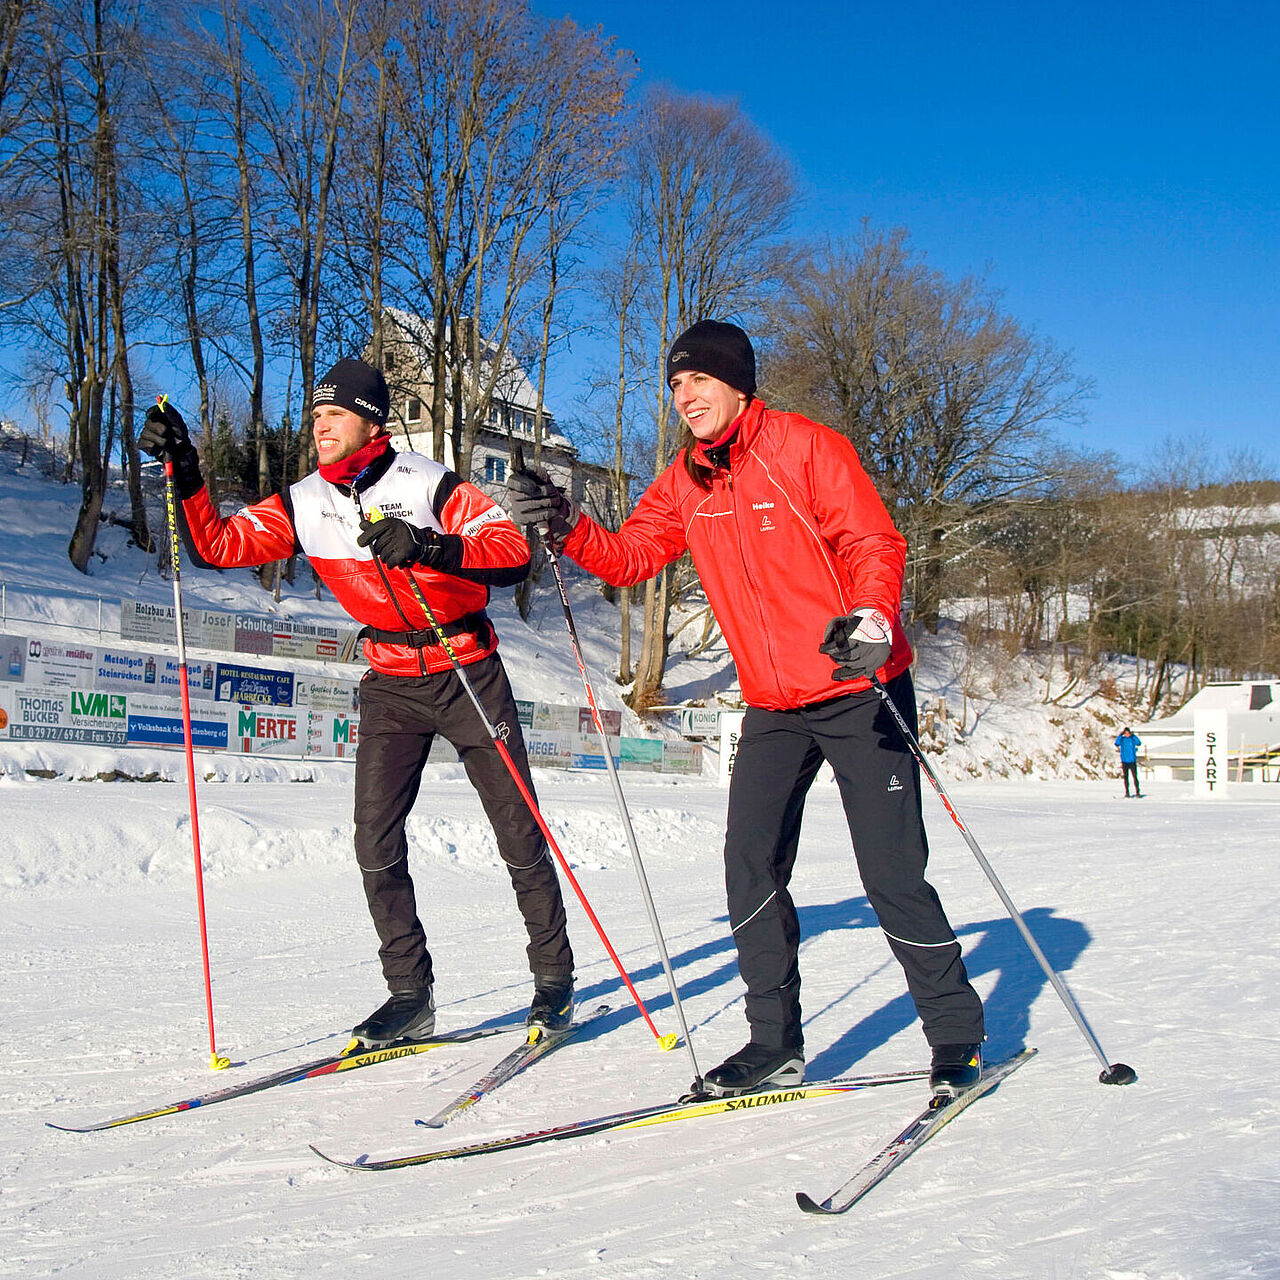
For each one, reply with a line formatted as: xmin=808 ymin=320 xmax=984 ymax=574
xmin=658 ymin=1032 xmax=679 ymax=1052
xmin=209 ymin=1052 xmax=231 ymax=1071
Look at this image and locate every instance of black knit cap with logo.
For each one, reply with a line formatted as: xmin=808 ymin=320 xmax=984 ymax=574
xmin=665 ymin=319 xmax=757 ymax=397
xmin=313 ymin=357 xmax=390 ymax=427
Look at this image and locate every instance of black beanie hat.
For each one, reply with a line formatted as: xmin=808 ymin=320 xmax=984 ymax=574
xmin=665 ymin=319 xmax=756 ymax=397
xmin=314 ymin=358 xmax=390 ymax=427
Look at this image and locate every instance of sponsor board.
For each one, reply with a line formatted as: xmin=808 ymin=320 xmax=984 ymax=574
xmin=215 ymin=662 xmax=294 ymax=706
xmin=619 ymin=737 xmax=664 ymax=772
xmin=295 ymin=675 xmax=360 ymax=714
xmin=578 ymin=706 xmax=622 ymax=736
xmin=305 ymin=710 xmax=360 ymax=758
xmin=127 ymin=692 xmax=230 ymax=750
xmin=532 ymin=702 xmax=578 ymax=731
xmin=9 ymin=687 xmax=128 ymax=744
xmin=571 ymin=731 xmax=621 ymax=771
xmin=235 ymin=705 xmax=304 ymax=756
xmin=234 ymin=614 xmax=275 ymax=655
xmin=524 ymin=727 xmax=571 ymax=769
xmin=663 ymin=738 xmax=704 ymax=776
xmin=23 ymin=638 xmax=95 ymax=689
xmin=2 ymin=633 xmax=27 ymax=682
xmin=679 ymin=707 xmax=722 ymax=739
xmin=272 ymin=618 xmax=355 ymax=662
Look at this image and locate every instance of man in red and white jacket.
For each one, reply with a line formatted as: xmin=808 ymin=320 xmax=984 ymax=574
xmin=141 ymin=358 xmax=574 ymax=1047
xmin=508 ymin=321 xmax=984 ymax=1098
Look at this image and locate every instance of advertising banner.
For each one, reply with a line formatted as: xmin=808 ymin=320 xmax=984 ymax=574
xmin=127 ymin=693 xmax=230 ymax=750
xmin=571 ymin=731 xmax=621 ymax=771
xmin=663 ymin=738 xmax=703 ymax=776
xmin=272 ymin=619 xmax=356 ymax=662
xmin=215 ymin=662 xmax=294 ymax=706
xmin=234 ymin=704 xmax=305 ymax=756
xmin=619 ymin=736 xmax=663 ymax=772
xmin=295 ymin=675 xmax=360 ymax=714
xmin=7 ymin=687 xmax=128 ymax=745
xmin=532 ymin=702 xmax=578 ymax=731
xmin=679 ymin=707 xmax=722 ymax=739
xmin=23 ymin=637 xmax=95 ymax=688
xmin=2 ymin=633 xmax=28 ymax=682
xmin=524 ymin=727 xmax=572 ymax=769
xmin=578 ymin=706 xmax=622 ymax=736
xmin=306 ymin=710 xmax=360 ymax=758
xmin=234 ymin=614 xmax=275 ymax=656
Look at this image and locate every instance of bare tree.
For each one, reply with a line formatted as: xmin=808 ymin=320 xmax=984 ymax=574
xmin=617 ymin=88 xmax=794 ymax=708
xmin=380 ymin=0 xmax=628 ymax=483
xmin=769 ymin=225 xmax=1089 ymax=631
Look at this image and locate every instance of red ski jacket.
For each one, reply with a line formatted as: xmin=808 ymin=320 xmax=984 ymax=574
xmin=180 ymin=448 xmax=530 ymax=677
xmin=564 ymin=400 xmax=913 ymax=710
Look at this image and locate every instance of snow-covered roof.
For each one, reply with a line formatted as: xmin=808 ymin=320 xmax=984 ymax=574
xmin=381 ymin=309 xmax=573 ymax=451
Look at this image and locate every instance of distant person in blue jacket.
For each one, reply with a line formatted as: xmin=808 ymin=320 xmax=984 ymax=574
xmin=1115 ymin=727 xmax=1143 ymax=797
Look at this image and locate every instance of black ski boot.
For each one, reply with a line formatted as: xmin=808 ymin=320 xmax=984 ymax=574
xmin=929 ymin=1042 xmax=982 ymax=1096
xmin=526 ymin=975 xmax=574 ymax=1034
xmin=351 ymin=987 xmax=436 ymax=1048
xmin=699 ymin=1042 xmax=805 ymax=1097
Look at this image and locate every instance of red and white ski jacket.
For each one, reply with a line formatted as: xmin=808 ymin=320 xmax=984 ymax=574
xmin=180 ymin=448 xmax=530 ymax=677
xmin=564 ymin=399 xmax=913 ymax=710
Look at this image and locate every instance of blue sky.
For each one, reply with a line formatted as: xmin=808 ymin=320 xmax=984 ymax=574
xmin=539 ymin=0 xmax=1279 ymax=475
xmin=3 ymin=3 xmax=1272 ymax=479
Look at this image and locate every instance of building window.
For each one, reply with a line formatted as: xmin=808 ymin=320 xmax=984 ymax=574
xmin=406 ymin=397 xmax=422 ymax=423
xmin=485 ymin=456 xmax=506 ymax=484
xmin=385 ymin=351 xmax=397 ymax=373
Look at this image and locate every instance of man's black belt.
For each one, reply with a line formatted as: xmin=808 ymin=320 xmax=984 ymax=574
xmin=358 ymin=610 xmax=492 ymax=649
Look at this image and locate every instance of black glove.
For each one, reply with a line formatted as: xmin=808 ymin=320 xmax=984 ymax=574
xmin=819 ymin=607 xmax=894 ymax=681
xmin=357 ymin=516 xmax=463 ymax=572
xmin=139 ymin=400 xmax=204 ymax=499
xmin=506 ymin=465 xmax=580 ymax=546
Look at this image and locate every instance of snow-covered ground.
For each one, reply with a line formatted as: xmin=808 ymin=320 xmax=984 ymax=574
xmin=2 ymin=435 xmax=1278 ymax=1278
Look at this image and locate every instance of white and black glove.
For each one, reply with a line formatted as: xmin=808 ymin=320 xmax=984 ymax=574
xmin=357 ymin=516 xmax=463 ymax=572
xmin=138 ymin=400 xmax=204 ymax=499
xmin=505 ymin=465 xmax=580 ymax=546
xmin=819 ymin=607 xmax=893 ymax=682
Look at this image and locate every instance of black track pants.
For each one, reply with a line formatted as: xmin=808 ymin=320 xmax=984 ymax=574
xmin=353 ymin=656 xmax=574 ymax=992
xmin=1121 ymin=761 xmax=1140 ymax=795
xmin=723 ymin=670 xmax=984 ymax=1049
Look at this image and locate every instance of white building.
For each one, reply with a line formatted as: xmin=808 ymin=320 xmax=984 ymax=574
xmin=373 ymin=310 xmax=620 ymax=524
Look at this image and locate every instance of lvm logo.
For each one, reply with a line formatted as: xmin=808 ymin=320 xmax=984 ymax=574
xmin=70 ymin=692 xmax=126 ymax=721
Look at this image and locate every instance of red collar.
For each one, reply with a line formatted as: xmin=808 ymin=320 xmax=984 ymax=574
xmin=318 ymin=432 xmax=391 ymax=486
xmin=692 ymin=398 xmax=765 ymax=469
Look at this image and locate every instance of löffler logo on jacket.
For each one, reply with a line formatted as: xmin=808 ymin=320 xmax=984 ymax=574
xmin=887 ymin=774 xmax=904 ymax=792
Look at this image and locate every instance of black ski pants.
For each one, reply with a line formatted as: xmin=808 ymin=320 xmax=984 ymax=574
xmin=353 ymin=655 xmax=574 ymax=993
xmin=1121 ymin=761 xmax=1141 ymax=796
xmin=723 ymin=670 xmax=984 ymax=1050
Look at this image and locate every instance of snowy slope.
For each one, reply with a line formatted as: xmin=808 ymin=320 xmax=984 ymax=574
xmin=2 ymin=439 xmax=1278 ymax=1278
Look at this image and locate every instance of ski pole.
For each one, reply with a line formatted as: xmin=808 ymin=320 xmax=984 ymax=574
xmin=356 ymin=497 xmax=673 ymax=1051
xmin=871 ymin=675 xmax=1135 ymax=1086
xmin=515 ymin=449 xmax=700 ymax=1083
xmin=158 ymin=395 xmax=230 ymax=1072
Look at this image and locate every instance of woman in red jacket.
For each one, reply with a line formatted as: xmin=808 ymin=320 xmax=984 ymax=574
xmin=508 ymin=321 xmax=983 ymax=1097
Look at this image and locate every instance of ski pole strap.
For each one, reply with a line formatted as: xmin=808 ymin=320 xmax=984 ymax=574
xmin=358 ymin=611 xmax=492 ymax=650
